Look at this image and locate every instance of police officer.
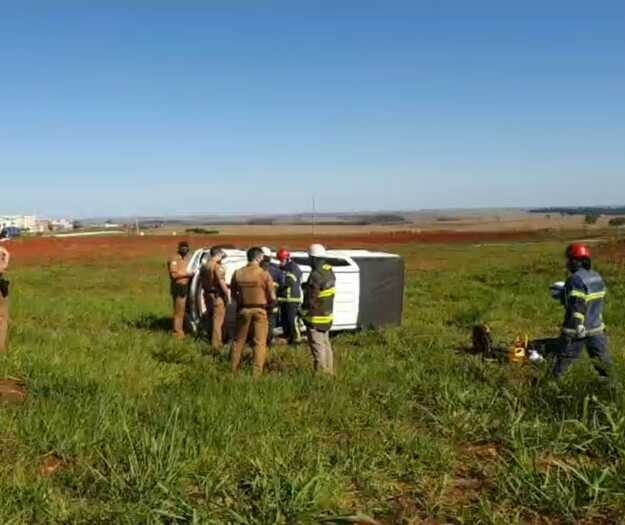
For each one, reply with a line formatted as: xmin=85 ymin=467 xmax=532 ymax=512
xmin=260 ymin=247 xmax=284 ymax=348
xmin=277 ymin=248 xmax=303 ymax=344
xmin=0 ymin=244 xmax=11 ymax=353
xmin=230 ymin=247 xmax=276 ymax=377
xmin=167 ymin=241 xmax=194 ymax=339
xmin=552 ymin=243 xmax=612 ymax=379
xmin=200 ymin=247 xmax=229 ymax=351
xmin=302 ymin=244 xmax=336 ymax=375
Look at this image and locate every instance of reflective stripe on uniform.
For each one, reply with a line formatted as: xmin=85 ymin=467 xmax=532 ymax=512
xmin=305 ymin=315 xmax=334 ymax=324
xmin=278 ymin=297 xmax=303 ymax=303
xmin=572 ymin=312 xmax=585 ymax=321
xmin=562 ymin=323 xmax=605 ymax=337
xmin=588 ymin=324 xmax=606 ymax=335
xmin=318 ymin=288 xmax=336 ymax=298
xmin=569 ymin=290 xmax=606 ymax=302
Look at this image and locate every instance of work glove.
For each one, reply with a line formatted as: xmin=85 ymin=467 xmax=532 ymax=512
xmin=575 ymin=325 xmax=587 ymax=339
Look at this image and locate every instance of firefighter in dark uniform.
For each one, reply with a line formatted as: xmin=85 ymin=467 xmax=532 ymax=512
xmin=552 ymin=243 xmax=612 ymax=379
xmin=277 ymin=248 xmax=303 ymax=344
xmin=260 ymin=247 xmax=284 ymax=347
xmin=167 ymin=241 xmax=194 ymax=339
xmin=302 ymin=244 xmax=336 ymax=375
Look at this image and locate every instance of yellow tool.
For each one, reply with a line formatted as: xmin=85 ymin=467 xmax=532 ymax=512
xmin=509 ymin=334 xmax=529 ymax=363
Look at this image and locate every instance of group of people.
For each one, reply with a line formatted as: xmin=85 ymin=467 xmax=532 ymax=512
xmin=167 ymin=242 xmax=336 ymax=376
xmin=0 ymin=238 xmax=615 ymax=383
xmin=167 ymin=240 xmax=615 ymax=381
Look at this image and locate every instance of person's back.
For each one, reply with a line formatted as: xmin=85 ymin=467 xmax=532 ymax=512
xmin=202 ymin=259 xmax=219 ymax=290
xmin=563 ymin=268 xmax=606 ymax=337
xmin=260 ymin=258 xmax=283 ymax=347
xmin=201 ymin=250 xmax=229 ymax=350
xmin=202 ymin=258 xmax=227 ymax=298
xmin=280 ymin=260 xmax=303 ymax=302
xmin=553 ymin=243 xmax=612 ymax=379
xmin=230 ymin=248 xmax=276 ymax=377
xmin=265 ymin=263 xmax=283 ymax=289
xmin=233 ymin=264 xmax=272 ymax=308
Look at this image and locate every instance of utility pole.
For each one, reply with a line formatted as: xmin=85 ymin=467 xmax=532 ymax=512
xmin=311 ymin=195 xmax=316 ymax=237
xmin=135 ymin=217 xmax=140 ymax=235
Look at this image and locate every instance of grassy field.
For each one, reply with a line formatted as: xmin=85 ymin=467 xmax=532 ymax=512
xmin=1 ymin=240 xmax=625 ymax=524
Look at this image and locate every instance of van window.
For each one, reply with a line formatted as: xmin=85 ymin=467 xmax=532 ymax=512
xmin=292 ymin=256 xmax=351 ymax=267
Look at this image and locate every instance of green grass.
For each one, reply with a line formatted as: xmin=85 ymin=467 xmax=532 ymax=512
xmin=1 ymin=242 xmax=625 ymax=524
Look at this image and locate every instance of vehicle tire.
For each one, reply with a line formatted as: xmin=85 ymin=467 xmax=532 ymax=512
xmin=186 ymin=271 xmax=204 ymax=336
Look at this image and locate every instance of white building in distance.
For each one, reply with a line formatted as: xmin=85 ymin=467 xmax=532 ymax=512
xmin=0 ymin=215 xmax=40 ymax=231
xmin=0 ymin=215 xmax=73 ymax=233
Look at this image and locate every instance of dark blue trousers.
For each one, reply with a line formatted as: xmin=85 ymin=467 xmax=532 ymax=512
xmin=280 ymin=303 xmax=301 ymax=344
xmin=553 ymin=334 xmax=612 ymax=378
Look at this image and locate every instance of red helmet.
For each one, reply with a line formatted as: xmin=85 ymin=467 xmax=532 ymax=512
xmin=277 ymin=248 xmax=290 ymax=262
xmin=566 ymin=243 xmax=592 ymax=260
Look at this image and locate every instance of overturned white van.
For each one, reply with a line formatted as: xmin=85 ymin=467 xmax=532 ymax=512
xmin=185 ymin=248 xmax=404 ymax=337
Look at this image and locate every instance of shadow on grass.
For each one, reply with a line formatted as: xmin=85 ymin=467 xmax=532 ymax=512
xmin=127 ymin=313 xmax=172 ymax=334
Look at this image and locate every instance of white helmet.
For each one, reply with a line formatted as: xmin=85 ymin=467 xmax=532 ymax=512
xmin=308 ymin=243 xmax=327 ymax=258
xmin=261 ymin=246 xmax=272 ymax=258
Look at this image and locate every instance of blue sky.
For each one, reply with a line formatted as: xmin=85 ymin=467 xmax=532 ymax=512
xmin=1 ymin=1 xmax=624 ymax=217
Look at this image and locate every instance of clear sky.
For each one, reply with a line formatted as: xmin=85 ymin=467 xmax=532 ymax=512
xmin=1 ymin=1 xmax=624 ymax=217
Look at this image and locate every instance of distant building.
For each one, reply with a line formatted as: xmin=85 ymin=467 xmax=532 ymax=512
xmin=0 ymin=215 xmax=39 ymax=231
xmin=49 ymin=219 xmax=73 ymax=231
xmin=0 ymin=215 xmax=74 ymax=234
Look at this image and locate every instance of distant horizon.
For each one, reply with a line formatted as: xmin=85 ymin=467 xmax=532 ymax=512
xmin=8 ymin=204 xmax=619 ymax=222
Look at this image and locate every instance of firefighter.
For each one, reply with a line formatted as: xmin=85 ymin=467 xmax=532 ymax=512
xmin=167 ymin=241 xmax=194 ymax=339
xmin=277 ymin=248 xmax=303 ymax=344
xmin=552 ymin=243 xmax=612 ymax=379
xmin=200 ymin=247 xmax=229 ymax=351
xmin=0 ymin=244 xmax=11 ymax=353
xmin=230 ymin=247 xmax=276 ymax=377
xmin=302 ymin=244 xmax=336 ymax=375
xmin=260 ymin=247 xmax=283 ymax=348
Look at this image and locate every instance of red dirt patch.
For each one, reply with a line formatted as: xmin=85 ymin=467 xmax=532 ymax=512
xmin=38 ymin=453 xmax=69 ymax=477
xmin=6 ymin=230 xmax=540 ymax=266
xmin=463 ymin=442 xmax=500 ymax=462
xmin=0 ymin=378 xmax=27 ymax=404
